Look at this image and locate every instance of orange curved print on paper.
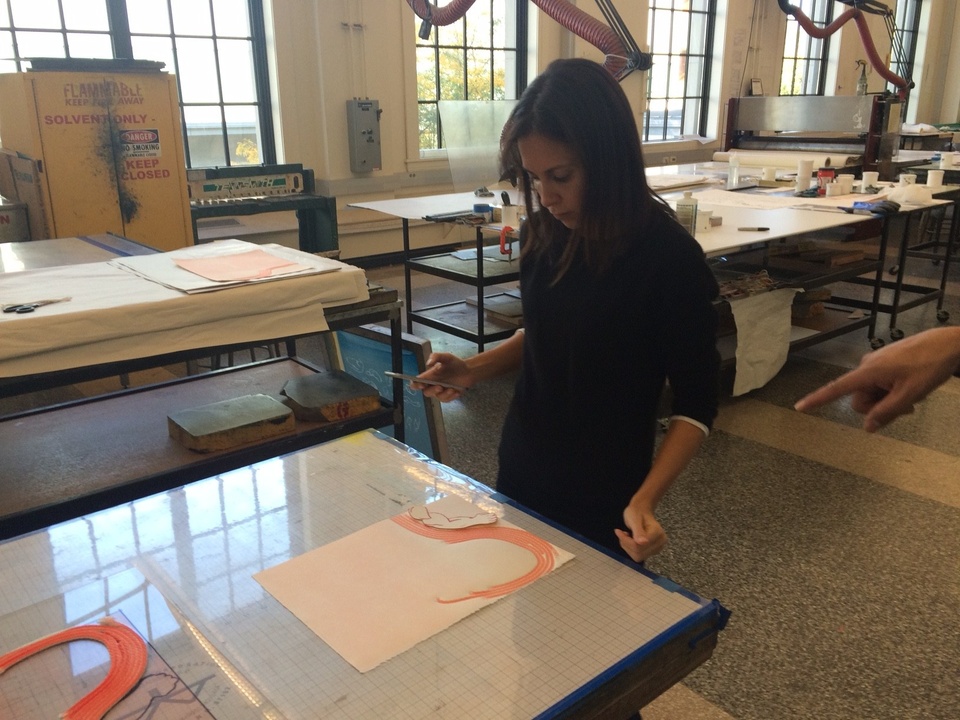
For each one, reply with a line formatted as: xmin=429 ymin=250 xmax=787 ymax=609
xmin=391 ymin=512 xmax=557 ymax=604
xmin=0 ymin=616 xmax=148 ymax=720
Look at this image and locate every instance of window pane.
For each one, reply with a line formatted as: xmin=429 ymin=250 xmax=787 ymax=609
xmin=218 ymin=38 xmax=255 ymax=102
xmin=493 ymin=49 xmax=510 ymax=99
xmin=439 ymin=47 xmax=464 ymax=100
xmin=650 ymin=10 xmax=672 ymax=54
xmin=18 ymin=30 xmax=65 ymax=58
xmin=225 ymin=104 xmax=259 ymax=164
xmin=685 ymin=56 xmax=704 ymax=95
xmin=491 ymin=0 xmax=507 ymax=46
xmin=416 ymin=47 xmax=438 ymax=101
xmin=172 ymin=0 xmax=211 ymax=36
xmin=176 ymin=37 xmax=219 ymax=103
xmin=437 ymin=18 xmax=462 ymax=47
xmin=126 ymin=0 xmax=171 ymax=35
xmin=466 ymin=48 xmax=491 ymax=100
xmin=683 ymin=98 xmax=699 ymax=135
xmin=62 ymin=0 xmax=109 ymax=32
xmin=67 ymin=32 xmax=113 ymax=58
xmin=213 ymin=0 xmax=250 ymax=37
xmin=131 ymin=35 xmax=175 ymax=73
xmin=781 ymin=58 xmax=797 ymax=95
xmin=465 ymin=3 xmax=491 ymax=46
xmin=184 ymin=105 xmax=226 ymax=168
xmin=0 ymin=4 xmax=9 ymax=26
xmin=11 ymin=0 xmax=61 ymax=30
xmin=690 ymin=11 xmax=706 ymax=47
xmin=419 ymin=103 xmax=439 ymax=150
xmin=0 ymin=31 xmax=13 ymax=60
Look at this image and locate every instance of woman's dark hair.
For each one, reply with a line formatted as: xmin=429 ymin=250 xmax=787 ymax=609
xmin=500 ymin=58 xmax=671 ymax=279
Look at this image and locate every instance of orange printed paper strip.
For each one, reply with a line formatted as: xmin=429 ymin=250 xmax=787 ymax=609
xmin=0 ymin=616 xmax=148 ymax=720
xmin=392 ymin=512 xmax=558 ymax=603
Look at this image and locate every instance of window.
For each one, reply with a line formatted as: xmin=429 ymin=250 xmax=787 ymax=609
xmin=888 ymin=0 xmax=922 ymax=99
xmin=780 ymin=0 xmax=833 ymax=95
xmin=644 ymin=0 xmax=717 ymax=143
xmin=415 ymin=0 xmax=525 ymax=153
xmin=0 ymin=0 xmax=274 ymax=167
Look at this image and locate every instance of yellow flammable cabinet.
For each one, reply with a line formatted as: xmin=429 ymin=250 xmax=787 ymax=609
xmin=0 ymin=67 xmax=193 ymax=250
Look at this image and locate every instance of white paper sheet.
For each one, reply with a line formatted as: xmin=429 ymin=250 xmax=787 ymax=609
xmin=254 ymin=496 xmax=574 ymax=673
xmin=110 ymin=239 xmax=341 ymax=293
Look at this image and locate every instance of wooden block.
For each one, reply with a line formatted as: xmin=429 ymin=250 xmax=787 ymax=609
xmin=281 ymin=370 xmax=380 ymax=423
xmin=168 ymin=394 xmax=295 ymax=453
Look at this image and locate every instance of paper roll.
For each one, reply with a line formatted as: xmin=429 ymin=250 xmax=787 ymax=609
xmin=713 ymin=151 xmax=858 ymax=170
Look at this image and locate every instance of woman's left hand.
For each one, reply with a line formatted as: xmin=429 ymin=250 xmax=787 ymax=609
xmin=616 ymin=506 xmax=667 ymax=562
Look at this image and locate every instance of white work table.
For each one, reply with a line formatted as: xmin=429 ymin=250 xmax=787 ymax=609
xmin=0 ymin=238 xmax=370 ymax=379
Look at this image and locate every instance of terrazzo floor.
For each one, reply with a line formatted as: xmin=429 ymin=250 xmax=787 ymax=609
xmin=359 ymin=251 xmax=960 ymax=720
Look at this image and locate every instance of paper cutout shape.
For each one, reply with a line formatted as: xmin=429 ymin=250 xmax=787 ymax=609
xmin=408 ymin=502 xmax=498 ymax=528
xmin=174 ymin=249 xmax=311 ymax=282
xmin=254 ymin=496 xmax=574 ymax=672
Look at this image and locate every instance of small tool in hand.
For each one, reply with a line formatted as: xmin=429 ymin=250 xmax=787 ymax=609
xmin=3 ymin=296 xmax=72 ymax=314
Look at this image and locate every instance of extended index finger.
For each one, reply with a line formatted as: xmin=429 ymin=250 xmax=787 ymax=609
xmin=794 ymin=371 xmax=869 ymax=413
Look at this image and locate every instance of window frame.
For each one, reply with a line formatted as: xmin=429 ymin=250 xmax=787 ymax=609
xmin=780 ymin=0 xmax=834 ymax=96
xmin=643 ymin=0 xmax=718 ymax=144
xmin=888 ymin=0 xmax=922 ymax=109
xmin=0 ymin=0 xmax=275 ymax=168
xmin=414 ymin=0 xmax=527 ymax=154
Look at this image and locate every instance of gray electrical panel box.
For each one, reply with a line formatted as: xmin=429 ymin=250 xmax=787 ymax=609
xmin=346 ymin=99 xmax=381 ymax=173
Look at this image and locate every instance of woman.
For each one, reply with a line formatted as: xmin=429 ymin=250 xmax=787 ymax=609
xmin=415 ymin=58 xmax=720 ymax=562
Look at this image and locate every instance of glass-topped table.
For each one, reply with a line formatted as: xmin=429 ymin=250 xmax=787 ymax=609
xmin=0 ymin=430 xmax=728 ymax=719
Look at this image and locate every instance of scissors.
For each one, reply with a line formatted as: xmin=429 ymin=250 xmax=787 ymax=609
xmin=2 ymin=297 xmax=72 ymax=314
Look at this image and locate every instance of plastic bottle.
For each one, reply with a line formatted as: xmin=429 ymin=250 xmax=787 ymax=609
xmin=676 ymin=191 xmax=698 ymax=236
xmin=726 ymin=154 xmax=741 ymax=189
xmin=856 ymin=61 xmax=868 ymax=96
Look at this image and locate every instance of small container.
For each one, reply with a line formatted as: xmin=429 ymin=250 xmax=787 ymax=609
xmin=676 ymin=191 xmax=698 ymax=235
xmin=501 ymin=204 xmax=525 ymax=227
xmin=696 ymin=209 xmax=713 ymax=232
xmin=861 ymin=171 xmax=880 ymax=190
xmin=817 ymin=167 xmax=836 ymax=195
xmin=796 ymin=159 xmax=814 ymax=191
xmin=726 ymin=155 xmax=741 ymax=189
xmin=472 ymin=203 xmax=493 ymax=222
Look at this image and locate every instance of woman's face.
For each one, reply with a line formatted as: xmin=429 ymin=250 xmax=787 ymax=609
xmin=517 ymin=133 xmax=584 ymax=229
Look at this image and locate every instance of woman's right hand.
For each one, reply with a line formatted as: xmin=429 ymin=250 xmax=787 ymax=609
xmin=413 ymin=352 xmax=472 ymax=401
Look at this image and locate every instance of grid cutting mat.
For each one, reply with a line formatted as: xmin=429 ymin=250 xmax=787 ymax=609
xmin=0 ymin=431 xmax=713 ymax=719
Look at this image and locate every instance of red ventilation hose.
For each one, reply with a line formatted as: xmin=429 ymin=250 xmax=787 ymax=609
xmin=779 ymin=1 xmax=910 ymax=95
xmin=407 ymin=0 xmax=631 ymax=78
